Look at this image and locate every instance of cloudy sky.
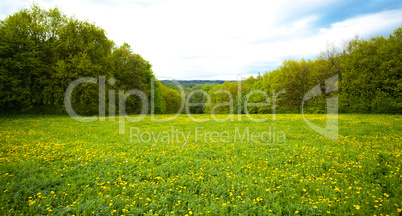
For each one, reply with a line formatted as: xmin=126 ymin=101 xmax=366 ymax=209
xmin=1 ymin=0 xmax=402 ymax=80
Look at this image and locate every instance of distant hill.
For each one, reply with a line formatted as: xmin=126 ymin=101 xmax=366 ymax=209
xmin=161 ymin=80 xmax=235 ymax=89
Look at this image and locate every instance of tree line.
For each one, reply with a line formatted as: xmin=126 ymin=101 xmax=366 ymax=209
xmin=0 ymin=5 xmax=181 ymax=115
xmin=1 ymin=5 xmax=401 ymax=115
xmin=185 ymin=26 xmax=402 ymax=114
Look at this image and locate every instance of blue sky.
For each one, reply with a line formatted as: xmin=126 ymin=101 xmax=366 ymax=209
xmin=1 ymin=0 xmax=401 ymax=80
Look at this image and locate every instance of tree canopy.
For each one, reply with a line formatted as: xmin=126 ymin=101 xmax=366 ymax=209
xmin=0 ymin=5 xmax=167 ymax=115
xmin=196 ymin=26 xmax=402 ymax=114
xmin=1 ymin=5 xmax=401 ymax=115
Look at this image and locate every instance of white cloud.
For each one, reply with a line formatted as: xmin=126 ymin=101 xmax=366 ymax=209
xmin=1 ymin=0 xmax=401 ymax=80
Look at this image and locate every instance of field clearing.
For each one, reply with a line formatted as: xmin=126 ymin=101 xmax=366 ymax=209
xmin=0 ymin=114 xmax=401 ymax=215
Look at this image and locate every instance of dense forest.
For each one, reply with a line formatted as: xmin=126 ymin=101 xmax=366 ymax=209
xmin=184 ymin=28 xmax=402 ymax=114
xmin=0 ymin=5 xmax=178 ymax=115
xmin=1 ymin=5 xmax=401 ymax=115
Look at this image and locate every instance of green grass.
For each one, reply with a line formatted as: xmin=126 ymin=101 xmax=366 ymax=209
xmin=0 ymin=114 xmax=401 ymax=215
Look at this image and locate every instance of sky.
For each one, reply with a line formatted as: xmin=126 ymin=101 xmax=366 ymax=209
xmin=1 ymin=0 xmax=402 ymax=80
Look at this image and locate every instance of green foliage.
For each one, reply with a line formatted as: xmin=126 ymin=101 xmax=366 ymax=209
xmin=0 ymin=5 xmax=165 ymax=115
xmin=203 ymin=81 xmax=242 ymax=114
xmin=1 ymin=4 xmax=400 ymax=115
xmin=340 ymin=29 xmax=402 ymax=114
xmin=0 ymin=5 xmax=67 ymax=112
xmin=245 ymin=80 xmax=272 ymax=114
xmin=160 ymin=83 xmax=182 ymax=114
xmin=200 ymin=25 xmax=402 ymax=114
xmin=54 ymin=18 xmax=115 ymax=115
xmin=185 ymin=84 xmax=206 ymax=114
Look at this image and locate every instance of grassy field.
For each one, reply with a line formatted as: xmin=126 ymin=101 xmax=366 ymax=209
xmin=0 ymin=114 xmax=401 ymax=215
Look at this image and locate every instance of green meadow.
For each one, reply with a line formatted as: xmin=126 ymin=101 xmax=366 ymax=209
xmin=0 ymin=114 xmax=401 ymax=215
